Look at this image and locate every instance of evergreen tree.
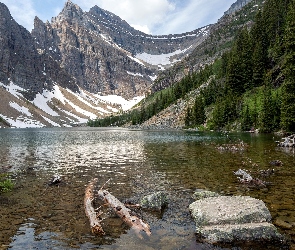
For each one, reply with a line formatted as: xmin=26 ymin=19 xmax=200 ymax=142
xmin=193 ymin=96 xmax=206 ymax=125
xmin=241 ymin=104 xmax=252 ymax=131
xmin=260 ymin=82 xmax=274 ymax=132
xmin=281 ymin=0 xmax=295 ymax=131
xmin=227 ymin=28 xmax=253 ymax=94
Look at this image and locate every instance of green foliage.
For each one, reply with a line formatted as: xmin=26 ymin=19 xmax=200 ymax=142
xmin=260 ymin=82 xmax=274 ymax=132
xmin=281 ymin=0 xmax=295 ymax=132
xmin=0 ymin=174 xmax=14 ymax=193
xmin=185 ymin=95 xmax=206 ymax=128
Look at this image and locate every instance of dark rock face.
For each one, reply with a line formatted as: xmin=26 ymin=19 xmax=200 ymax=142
xmin=0 ymin=3 xmax=78 ymax=100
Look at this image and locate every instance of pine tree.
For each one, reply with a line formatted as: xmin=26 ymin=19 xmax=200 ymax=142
xmin=193 ymin=96 xmax=206 ymax=125
xmin=226 ymin=28 xmax=253 ymax=94
xmin=260 ymin=82 xmax=273 ymax=132
xmin=241 ymin=104 xmax=252 ymax=131
xmin=281 ymin=0 xmax=295 ymax=131
xmin=185 ymin=107 xmax=192 ymax=127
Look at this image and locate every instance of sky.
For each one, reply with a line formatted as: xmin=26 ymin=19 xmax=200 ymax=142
xmin=1 ymin=0 xmax=237 ymax=35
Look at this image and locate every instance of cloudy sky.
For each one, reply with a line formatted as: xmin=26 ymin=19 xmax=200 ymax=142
xmin=1 ymin=0 xmax=237 ymax=34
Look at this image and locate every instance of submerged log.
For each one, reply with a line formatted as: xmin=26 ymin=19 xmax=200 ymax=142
xmin=97 ymin=189 xmax=151 ymax=239
xmin=84 ymin=179 xmax=105 ymax=235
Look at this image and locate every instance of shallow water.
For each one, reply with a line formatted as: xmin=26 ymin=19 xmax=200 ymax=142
xmin=0 ymin=127 xmax=294 ymax=249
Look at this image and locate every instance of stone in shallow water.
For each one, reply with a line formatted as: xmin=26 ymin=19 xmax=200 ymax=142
xmin=192 ymin=189 xmax=219 ymax=200
xmin=189 ymin=195 xmax=284 ymax=244
xmin=140 ymin=191 xmax=168 ymax=210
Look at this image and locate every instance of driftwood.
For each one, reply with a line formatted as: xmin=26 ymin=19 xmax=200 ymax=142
xmin=276 ymin=134 xmax=295 ymax=147
xmin=234 ymin=169 xmax=268 ymax=188
xmin=97 ymin=188 xmax=151 ymax=239
xmin=84 ymin=179 xmax=105 ymax=235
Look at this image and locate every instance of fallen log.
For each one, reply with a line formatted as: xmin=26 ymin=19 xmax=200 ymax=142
xmin=97 ymin=189 xmax=151 ymax=239
xmin=84 ymin=179 xmax=105 ymax=235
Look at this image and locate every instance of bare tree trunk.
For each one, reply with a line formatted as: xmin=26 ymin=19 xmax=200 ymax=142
xmin=84 ymin=179 xmax=105 ymax=235
xmin=97 ymin=189 xmax=151 ymax=239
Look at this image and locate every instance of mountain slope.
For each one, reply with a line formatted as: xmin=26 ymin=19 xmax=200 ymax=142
xmin=152 ymin=0 xmax=262 ymax=92
xmin=0 ymin=2 xmax=128 ymax=128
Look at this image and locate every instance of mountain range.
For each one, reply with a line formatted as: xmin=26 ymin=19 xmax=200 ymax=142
xmin=0 ymin=0 xmax=253 ymax=128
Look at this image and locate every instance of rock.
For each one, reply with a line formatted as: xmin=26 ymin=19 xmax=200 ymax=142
xmin=270 ymin=160 xmax=283 ymax=166
xmin=224 ymin=0 xmax=253 ymax=16
xmin=189 ymin=195 xmax=284 ymax=244
xmin=192 ymin=189 xmax=219 ymax=200
xmin=140 ymin=191 xmax=168 ymax=211
xmin=48 ymin=175 xmax=61 ymax=186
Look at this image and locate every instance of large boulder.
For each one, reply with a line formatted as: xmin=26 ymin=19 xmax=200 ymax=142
xmin=189 ymin=195 xmax=284 ymax=244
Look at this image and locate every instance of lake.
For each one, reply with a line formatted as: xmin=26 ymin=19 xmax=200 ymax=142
xmin=0 ymin=127 xmax=294 ymax=249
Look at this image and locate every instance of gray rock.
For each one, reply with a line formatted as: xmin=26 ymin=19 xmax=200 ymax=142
xmin=192 ymin=189 xmax=219 ymax=200
xmin=189 ymin=196 xmax=284 ymax=244
xmin=140 ymin=191 xmax=168 ymax=210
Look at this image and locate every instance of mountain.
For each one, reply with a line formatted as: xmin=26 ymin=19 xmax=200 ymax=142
xmin=89 ymin=0 xmax=272 ymax=130
xmin=0 ymin=2 xmax=127 ymax=128
xmin=224 ymin=0 xmax=253 ymax=15
xmin=104 ymin=0 xmax=295 ymax=133
xmin=0 ymin=0 xmax=209 ymax=128
xmin=0 ymin=0 xmax=260 ymax=128
xmin=31 ymin=0 xmax=209 ymax=99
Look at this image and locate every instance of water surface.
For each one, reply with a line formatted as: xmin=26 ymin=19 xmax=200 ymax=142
xmin=0 ymin=128 xmax=294 ymax=249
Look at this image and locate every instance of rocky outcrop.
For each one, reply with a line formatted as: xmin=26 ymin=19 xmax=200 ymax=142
xmin=224 ymin=0 xmax=253 ymax=16
xmin=0 ymin=3 xmax=79 ymax=101
xmin=189 ymin=192 xmax=285 ymax=245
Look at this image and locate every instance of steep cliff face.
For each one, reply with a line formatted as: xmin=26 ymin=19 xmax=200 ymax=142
xmin=0 ymin=3 xmax=79 ymax=100
xmin=31 ymin=0 xmax=209 ymax=99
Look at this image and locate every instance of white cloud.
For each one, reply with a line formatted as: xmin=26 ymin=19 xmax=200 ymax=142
xmin=152 ymin=0 xmax=236 ymax=34
xmin=74 ymin=0 xmax=175 ymax=34
xmin=1 ymin=0 xmax=36 ymax=31
xmin=1 ymin=0 xmax=237 ymax=35
xmin=131 ymin=24 xmax=150 ymax=34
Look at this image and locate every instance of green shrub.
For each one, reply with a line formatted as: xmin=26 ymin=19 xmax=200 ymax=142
xmin=0 ymin=174 xmax=14 ymax=193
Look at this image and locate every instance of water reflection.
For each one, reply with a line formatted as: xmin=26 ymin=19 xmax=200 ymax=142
xmin=0 ymin=128 xmax=294 ymax=249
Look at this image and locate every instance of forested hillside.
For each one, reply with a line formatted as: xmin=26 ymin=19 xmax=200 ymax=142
xmin=88 ymin=0 xmax=295 ymax=133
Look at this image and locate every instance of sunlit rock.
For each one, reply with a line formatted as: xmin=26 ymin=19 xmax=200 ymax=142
xmin=189 ymin=195 xmax=285 ymax=244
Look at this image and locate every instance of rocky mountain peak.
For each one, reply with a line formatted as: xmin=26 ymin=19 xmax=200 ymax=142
xmin=53 ymin=0 xmax=83 ymax=23
xmin=0 ymin=2 xmax=10 ymax=17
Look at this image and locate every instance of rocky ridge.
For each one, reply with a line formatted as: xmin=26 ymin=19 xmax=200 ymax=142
xmin=31 ymin=0 xmax=210 ymax=99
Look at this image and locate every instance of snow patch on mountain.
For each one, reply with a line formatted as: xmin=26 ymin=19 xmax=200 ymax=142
xmin=96 ymin=95 xmax=145 ymax=111
xmin=136 ymin=47 xmax=191 ymax=66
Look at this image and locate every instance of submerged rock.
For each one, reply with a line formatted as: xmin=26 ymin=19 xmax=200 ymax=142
xmin=192 ymin=189 xmax=219 ymax=200
xmin=189 ymin=195 xmax=284 ymax=245
xmin=140 ymin=191 xmax=168 ymax=211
